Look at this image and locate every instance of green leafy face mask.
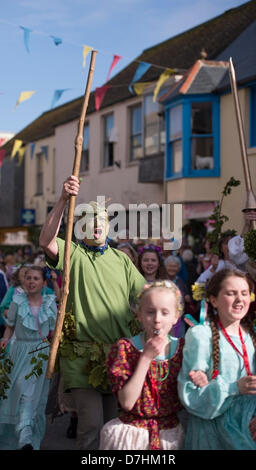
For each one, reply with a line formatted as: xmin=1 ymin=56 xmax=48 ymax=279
xmin=78 ymin=201 xmax=109 ymax=246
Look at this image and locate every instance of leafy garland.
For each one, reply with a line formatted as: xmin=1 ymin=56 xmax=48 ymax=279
xmin=24 ymin=306 xmax=77 ymax=381
xmin=25 ymin=340 xmax=50 ymax=380
xmin=59 ymin=307 xmax=143 ymax=392
xmin=83 ymin=342 xmax=112 ymax=392
xmin=207 ymin=177 xmax=240 ymax=254
xmin=0 ymin=349 xmax=13 ymax=400
xmin=58 ymin=308 xmax=111 ymax=392
xmin=244 ymin=229 xmax=256 ymax=261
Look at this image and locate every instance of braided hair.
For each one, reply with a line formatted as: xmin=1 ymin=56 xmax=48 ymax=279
xmin=206 ymin=268 xmax=256 ymax=378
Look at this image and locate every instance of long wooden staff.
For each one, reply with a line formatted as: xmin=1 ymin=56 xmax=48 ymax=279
xmin=228 ymin=57 xmax=256 ymax=229
xmin=46 ymin=50 xmax=97 ymax=379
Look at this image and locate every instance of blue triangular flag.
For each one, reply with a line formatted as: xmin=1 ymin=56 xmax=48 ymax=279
xmin=128 ymin=62 xmax=151 ymax=94
xmin=20 ymin=26 xmax=32 ymax=53
xmin=30 ymin=142 xmax=35 ymax=159
xmin=51 ymin=89 xmax=69 ymax=108
xmin=50 ymin=35 xmax=63 ymax=46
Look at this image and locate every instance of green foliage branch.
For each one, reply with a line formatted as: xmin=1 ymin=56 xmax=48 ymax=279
xmin=207 ymin=177 xmax=240 ymax=254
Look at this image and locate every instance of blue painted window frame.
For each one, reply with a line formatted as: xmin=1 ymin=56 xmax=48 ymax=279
xmin=165 ymin=94 xmax=220 ymax=180
xmin=250 ymin=85 xmax=256 ymax=148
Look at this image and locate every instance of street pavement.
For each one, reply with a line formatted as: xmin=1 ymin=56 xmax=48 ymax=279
xmin=40 ymin=412 xmax=77 ymax=450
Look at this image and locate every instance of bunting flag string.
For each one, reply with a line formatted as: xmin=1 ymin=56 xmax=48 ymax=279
xmin=6 ymin=141 xmax=48 ymax=166
xmin=133 ymin=82 xmax=152 ymax=96
xmin=106 ymin=54 xmax=122 ymax=82
xmin=95 ymin=85 xmax=109 ymax=111
xmin=51 ymin=89 xmax=70 ymax=109
xmin=11 ymin=139 xmax=23 ymax=159
xmin=0 ymin=17 xmax=181 ymax=76
xmin=15 ymin=91 xmax=36 ymax=109
xmin=20 ymin=26 xmax=32 ymax=53
xmin=128 ymin=62 xmax=151 ymax=94
xmin=153 ymin=68 xmax=175 ymax=102
xmin=82 ymin=45 xmax=93 ymax=68
xmin=50 ymin=35 xmax=63 ymax=46
xmin=0 ymin=18 xmax=183 ymax=119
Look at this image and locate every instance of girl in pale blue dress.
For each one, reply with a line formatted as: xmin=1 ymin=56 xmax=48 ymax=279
xmin=178 ymin=268 xmax=256 ymax=450
xmin=0 ymin=266 xmax=57 ymax=450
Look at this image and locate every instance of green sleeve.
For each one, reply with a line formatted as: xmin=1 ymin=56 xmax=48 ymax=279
xmin=178 ymin=325 xmax=239 ymax=420
xmin=46 ymin=237 xmax=77 ymax=271
xmin=128 ymin=261 xmax=146 ymax=304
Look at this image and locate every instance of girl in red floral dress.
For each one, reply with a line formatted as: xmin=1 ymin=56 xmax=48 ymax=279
xmin=99 ymin=280 xmax=185 ymax=450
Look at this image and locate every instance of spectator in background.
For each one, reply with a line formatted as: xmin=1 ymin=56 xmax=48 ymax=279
xmin=14 ymin=248 xmax=24 ymax=265
xmin=4 ymin=254 xmax=16 ymax=285
xmin=0 ymin=265 xmax=28 ymax=324
xmin=196 ymin=233 xmax=236 ymax=284
xmin=33 ymin=251 xmax=61 ymax=302
xmin=164 ymin=255 xmax=192 ymax=338
xmin=22 ymin=246 xmax=33 ymax=263
xmin=138 ymin=245 xmax=167 ymax=283
xmin=180 ymin=248 xmax=198 ymax=297
xmin=196 ymin=238 xmax=213 ymax=276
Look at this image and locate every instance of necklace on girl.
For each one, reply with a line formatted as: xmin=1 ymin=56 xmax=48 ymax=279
xmin=217 ymin=318 xmax=252 ymax=376
xmin=143 ymin=333 xmax=172 ymax=407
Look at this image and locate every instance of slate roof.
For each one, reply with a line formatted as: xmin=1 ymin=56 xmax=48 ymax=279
xmin=187 ymin=62 xmax=229 ymax=94
xmin=159 ymin=60 xmax=229 ymax=102
xmin=215 ymin=19 xmax=256 ymax=90
xmin=3 ymin=0 xmax=256 ymax=153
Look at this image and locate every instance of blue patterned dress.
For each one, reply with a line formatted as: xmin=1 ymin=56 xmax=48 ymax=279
xmin=178 ymin=324 xmax=256 ymax=449
xmin=0 ymin=293 xmax=57 ymax=450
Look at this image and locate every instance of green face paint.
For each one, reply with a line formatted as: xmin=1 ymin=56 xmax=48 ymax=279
xmin=82 ymin=201 xmax=109 ymax=246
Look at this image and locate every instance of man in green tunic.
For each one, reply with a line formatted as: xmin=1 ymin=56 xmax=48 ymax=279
xmin=39 ymin=175 xmax=145 ymax=449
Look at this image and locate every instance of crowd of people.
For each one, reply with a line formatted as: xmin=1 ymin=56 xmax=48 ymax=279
xmin=0 ymin=174 xmax=255 ymax=451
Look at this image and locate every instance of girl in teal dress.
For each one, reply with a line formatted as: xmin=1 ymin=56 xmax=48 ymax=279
xmin=0 ymin=266 xmax=57 ymax=450
xmin=178 ymin=268 xmax=256 ymax=450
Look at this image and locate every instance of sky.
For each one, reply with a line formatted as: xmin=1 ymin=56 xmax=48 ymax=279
xmin=0 ymin=0 xmax=249 ymax=136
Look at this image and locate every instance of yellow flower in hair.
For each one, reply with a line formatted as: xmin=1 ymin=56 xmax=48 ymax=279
xmin=250 ymin=292 xmax=255 ymax=303
xmin=192 ymin=282 xmax=207 ymax=301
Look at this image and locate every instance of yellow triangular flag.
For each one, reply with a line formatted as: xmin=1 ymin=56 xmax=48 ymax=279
xmin=17 ymin=146 xmax=26 ymax=166
xmin=82 ymin=45 xmax=93 ymax=68
xmin=11 ymin=140 xmax=23 ymax=159
xmin=133 ymin=82 xmax=149 ymax=96
xmin=153 ymin=68 xmax=175 ymax=102
xmin=15 ymin=91 xmax=35 ymax=108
